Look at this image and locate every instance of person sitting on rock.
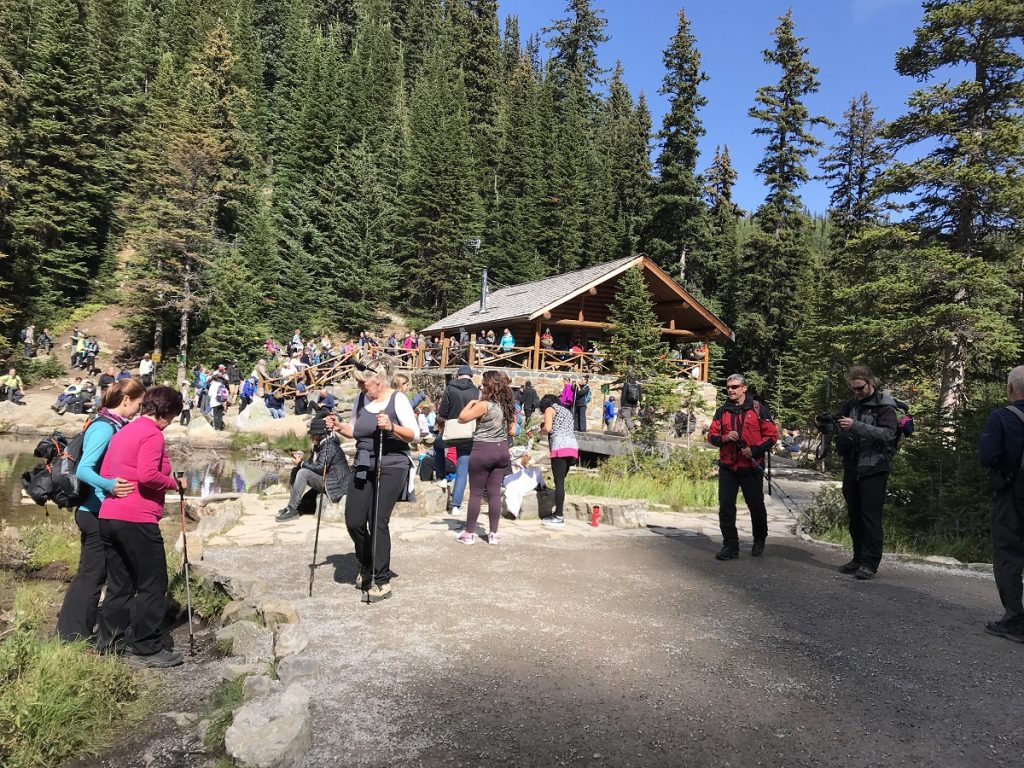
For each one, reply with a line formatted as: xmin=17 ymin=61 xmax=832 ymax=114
xmin=1 ymin=368 xmax=25 ymax=404
xmin=265 ymin=389 xmax=285 ymax=419
xmin=276 ymin=416 xmax=349 ymax=522
xmin=53 ymin=377 xmax=84 ymax=410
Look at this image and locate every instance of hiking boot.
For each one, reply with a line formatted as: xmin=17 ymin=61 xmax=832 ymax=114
xmin=715 ymin=545 xmax=739 ymax=561
xmin=751 ymin=540 xmax=765 ymax=557
xmin=854 ymin=565 xmax=877 ymax=581
xmin=354 ymin=569 xmax=371 ymax=591
xmin=365 ymin=582 xmax=392 ymax=603
xmin=275 ymin=507 xmax=300 ymax=522
xmin=985 ymin=620 xmax=1024 ymax=643
xmin=127 ymin=649 xmax=184 ymax=668
xmin=838 ymin=559 xmax=861 ymax=574
xmin=488 ymin=532 xmax=500 ymax=545
xmin=455 ymin=531 xmax=475 ymax=545
xmin=541 ymin=515 xmax=565 ymax=527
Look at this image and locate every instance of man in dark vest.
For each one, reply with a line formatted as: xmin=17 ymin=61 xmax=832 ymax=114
xmin=978 ymin=365 xmax=1024 ymax=643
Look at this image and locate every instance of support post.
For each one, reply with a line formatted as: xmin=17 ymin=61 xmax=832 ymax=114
xmin=702 ymin=341 xmax=710 ymax=382
xmin=469 ymin=333 xmax=476 ymax=367
xmin=533 ymin=321 xmax=541 ymax=370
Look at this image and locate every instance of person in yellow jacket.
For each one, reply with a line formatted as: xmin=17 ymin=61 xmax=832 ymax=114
xmin=1 ymin=368 xmax=25 ymax=404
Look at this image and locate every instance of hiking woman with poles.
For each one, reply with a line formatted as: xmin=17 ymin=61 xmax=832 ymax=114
xmin=334 ymin=355 xmax=417 ymax=603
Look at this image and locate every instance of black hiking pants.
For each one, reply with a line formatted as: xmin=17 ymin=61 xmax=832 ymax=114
xmin=718 ymin=465 xmax=768 ymax=548
xmin=56 ymin=509 xmax=106 ymax=643
xmin=212 ymin=404 xmax=224 ymax=430
xmin=991 ymin=489 xmax=1024 ymax=624
xmin=98 ymin=519 xmax=169 ymax=656
xmin=842 ymin=468 xmax=888 ymax=571
xmin=180 ymin=408 xmax=191 ymax=426
xmin=345 ymin=463 xmax=406 ymax=585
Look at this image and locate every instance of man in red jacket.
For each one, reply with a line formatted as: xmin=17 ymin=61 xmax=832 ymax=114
xmin=708 ymin=374 xmax=778 ymax=560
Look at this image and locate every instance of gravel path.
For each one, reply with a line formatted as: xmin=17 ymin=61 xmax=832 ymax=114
xmin=201 ymin=512 xmax=1020 ymax=768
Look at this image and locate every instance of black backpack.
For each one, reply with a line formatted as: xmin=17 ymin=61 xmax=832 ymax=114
xmin=623 ymin=381 xmax=641 ymax=406
xmin=21 ymin=415 xmax=121 ymax=509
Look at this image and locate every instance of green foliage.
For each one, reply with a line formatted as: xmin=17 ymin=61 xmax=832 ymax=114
xmin=167 ymin=555 xmax=231 ymax=620
xmin=9 ymin=356 xmax=66 ymax=387
xmin=0 ymin=588 xmax=149 ymax=768
xmin=231 ymin=430 xmax=309 ymax=454
xmin=567 ymin=447 xmax=718 ymax=509
xmin=203 ymin=676 xmax=246 ymax=752
xmin=605 ymin=265 xmax=668 ymax=379
xmin=22 ymin=522 xmax=79 ymax=577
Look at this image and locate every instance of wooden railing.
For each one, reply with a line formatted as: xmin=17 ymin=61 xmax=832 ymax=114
xmin=254 ymin=339 xmax=709 ymax=393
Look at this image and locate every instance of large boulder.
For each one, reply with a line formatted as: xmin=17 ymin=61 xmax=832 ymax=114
xmin=196 ymin=501 xmax=244 ymax=537
xmin=277 ymin=655 xmax=320 ymax=688
xmin=216 ymin=620 xmax=274 ymax=662
xmin=258 ymin=598 xmax=299 ymax=628
xmin=192 ymin=562 xmax=268 ymax=600
xmin=235 ymin=399 xmax=274 ymax=432
xmin=274 ymin=623 xmax=310 ymax=659
xmin=224 ymin=685 xmax=313 ymax=768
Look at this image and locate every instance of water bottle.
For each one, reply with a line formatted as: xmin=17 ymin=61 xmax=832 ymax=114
xmin=591 ymin=505 xmax=600 ymax=527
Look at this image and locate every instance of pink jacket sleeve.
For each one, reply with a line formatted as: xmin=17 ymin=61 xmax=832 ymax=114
xmin=136 ymin=430 xmax=177 ymax=491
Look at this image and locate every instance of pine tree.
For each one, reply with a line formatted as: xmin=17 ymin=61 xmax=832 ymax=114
xmin=733 ymin=11 xmax=830 ymax=396
xmin=501 ymin=14 xmax=521 ymax=79
xmin=704 ymin=145 xmax=742 ymax=312
xmin=819 ymin=93 xmax=891 ymax=243
xmin=196 ymin=246 xmax=272 ymax=366
xmin=644 ymin=10 xmax=712 ymax=288
xmin=8 ymin=0 xmax=108 ymax=318
xmin=748 ymin=10 xmax=831 ymax=227
xmin=605 ymin=265 xmax=668 ymax=379
xmin=879 ymin=0 xmax=1024 ymax=414
xmin=398 ymin=29 xmax=484 ymax=319
xmin=543 ymin=0 xmax=608 ymax=97
xmin=0 ymin=51 xmax=22 ymax=331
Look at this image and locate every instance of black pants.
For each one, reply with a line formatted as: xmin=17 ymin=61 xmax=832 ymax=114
xmin=345 ymin=463 xmax=406 ymax=585
xmin=141 ymin=374 xmax=153 ymax=388
xmin=574 ymin=406 xmax=587 ymax=432
xmin=98 ymin=519 xmax=169 ymax=656
xmin=991 ymin=489 xmax=1024 ymax=624
xmin=239 ymin=396 xmax=251 ymax=412
xmin=842 ymin=468 xmax=888 ymax=571
xmin=56 ymin=509 xmax=105 ymax=642
xmin=180 ymin=409 xmax=191 ymax=426
xmin=212 ymin=404 xmax=224 ymax=430
xmin=550 ymin=457 xmax=574 ymax=517
xmin=294 ymin=396 xmax=307 ymax=415
xmin=718 ymin=465 xmax=768 ymax=548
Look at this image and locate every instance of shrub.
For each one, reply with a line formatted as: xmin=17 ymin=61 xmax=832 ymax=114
xmin=8 ymin=357 xmax=66 ymax=386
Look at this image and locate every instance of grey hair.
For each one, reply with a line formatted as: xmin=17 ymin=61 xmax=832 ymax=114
xmin=1008 ymin=365 xmax=1024 ymax=397
xmin=725 ymin=373 xmax=747 ymax=385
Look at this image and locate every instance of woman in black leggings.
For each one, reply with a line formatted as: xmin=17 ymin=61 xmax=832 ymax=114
xmin=538 ymin=394 xmax=579 ymax=527
xmin=455 ymin=371 xmax=516 ymax=545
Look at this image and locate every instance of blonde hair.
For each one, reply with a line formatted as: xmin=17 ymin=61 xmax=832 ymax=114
xmin=352 ymin=354 xmax=395 ymax=384
xmin=392 ymin=372 xmax=410 ymax=391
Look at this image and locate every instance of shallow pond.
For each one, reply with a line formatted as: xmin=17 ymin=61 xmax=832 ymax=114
xmin=0 ymin=435 xmax=284 ymax=528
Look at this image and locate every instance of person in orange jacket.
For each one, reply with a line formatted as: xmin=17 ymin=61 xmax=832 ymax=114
xmin=708 ymin=373 xmax=778 ymax=560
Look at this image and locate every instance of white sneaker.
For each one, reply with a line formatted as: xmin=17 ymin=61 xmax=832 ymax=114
xmin=455 ymin=531 xmax=475 ymax=545
xmin=541 ymin=516 xmax=565 ymax=527
xmin=450 ymin=506 xmax=463 ymax=517
xmin=433 ymin=479 xmax=448 ymax=488
xmin=488 ymin=532 xmax=500 ymax=545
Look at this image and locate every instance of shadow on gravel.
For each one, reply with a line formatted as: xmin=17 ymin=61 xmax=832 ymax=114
xmin=649 ymin=526 xmax=838 ymax=573
xmin=325 ymin=552 xmax=361 ymax=585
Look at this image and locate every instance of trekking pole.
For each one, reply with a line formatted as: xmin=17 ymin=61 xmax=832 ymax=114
xmin=363 ymin=428 xmax=384 ymax=605
xmin=308 ymin=463 xmax=328 ymax=597
xmin=175 ymin=471 xmax=195 ymax=656
xmin=766 ymin=450 xmax=773 ymax=497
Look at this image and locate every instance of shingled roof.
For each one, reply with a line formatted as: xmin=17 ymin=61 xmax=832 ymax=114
xmin=422 ymin=255 xmax=640 ymax=334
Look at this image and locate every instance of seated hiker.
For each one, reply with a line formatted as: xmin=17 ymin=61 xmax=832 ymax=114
xmin=276 ymin=416 xmax=349 ymax=521
xmin=2 ymin=368 xmax=26 ymax=404
xmin=53 ymin=377 xmax=84 ymax=410
xmin=316 ymin=387 xmax=336 ymax=414
xmin=265 ymin=389 xmax=285 ymax=419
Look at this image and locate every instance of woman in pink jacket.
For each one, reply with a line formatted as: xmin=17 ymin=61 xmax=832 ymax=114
xmin=98 ymin=386 xmax=184 ymax=668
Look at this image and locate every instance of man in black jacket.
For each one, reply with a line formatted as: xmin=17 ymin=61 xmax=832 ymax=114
xmin=520 ymin=380 xmax=540 ymax=427
xmin=978 ymin=365 xmax=1024 ymax=643
xmin=435 ymin=365 xmax=480 ymax=516
xmin=276 ymin=416 xmax=349 ymax=521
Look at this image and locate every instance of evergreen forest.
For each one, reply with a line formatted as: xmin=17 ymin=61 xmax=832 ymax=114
xmin=0 ymin=0 xmax=1022 ymax=489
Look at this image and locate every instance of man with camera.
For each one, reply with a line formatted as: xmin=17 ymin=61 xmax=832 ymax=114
xmin=978 ymin=365 xmax=1024 ymax=643
xmin=708 ymin=373 xmax=778 ymax=560
xmin=825 ymin=365 xmax=899 ymax=581
xmin=276 ymin=415 xmax=348 ymax=522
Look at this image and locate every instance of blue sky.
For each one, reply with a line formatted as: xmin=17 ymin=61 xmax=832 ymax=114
xmin=498 ymin=0 xmax=927 ymax=215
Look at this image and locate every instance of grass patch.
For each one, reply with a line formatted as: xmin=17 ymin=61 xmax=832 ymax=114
xmin=167 ymin=555 xmax=231 ymax=620
xmin=22 ymin=522 xmax=79 ymax=577
xmin=47 ymin=303 xmax=108 ymax=338
xmin=231 ymin=431 xmax=309 ymax=454
xmin=566 ymin=473 xmax=718 ymax=509
xmin=565 ymin=447 xmax=719 ymax=510
xmin=0 ymin=585 xmax=151 ymax=768
xmin=800 ymin=486 xmax=991 ymax=563
xmin=203 ymin=676 xmax=246 ymax=752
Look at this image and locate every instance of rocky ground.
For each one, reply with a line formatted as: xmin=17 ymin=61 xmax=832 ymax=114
xmin=74 ymin=482 xmax=1019 ymax=768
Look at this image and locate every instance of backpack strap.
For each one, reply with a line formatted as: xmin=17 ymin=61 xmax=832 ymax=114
xmin=1006 ymin=406 xmax=1024 ymax=472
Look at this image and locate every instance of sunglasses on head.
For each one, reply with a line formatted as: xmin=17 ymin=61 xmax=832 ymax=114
xmin=851 ymin=383 xmax=868 ymax=392
xmin=354 ymin=359 xmax=384 ymax=374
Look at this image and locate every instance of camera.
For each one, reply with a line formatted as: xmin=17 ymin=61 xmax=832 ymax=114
xmin=815 ymin=412 xmax=839 ymax=429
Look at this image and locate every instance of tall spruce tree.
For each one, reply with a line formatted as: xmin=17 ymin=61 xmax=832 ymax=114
xmin=645 ymin=10 xmax=712 ymax=289
xmin=733 ymin=11 xmax=830 ymax=396
xmin=819 ymin=92 xmax=890 ymax=243
xmin=8 ymin=0 xmax=108 ymax=318
xmin=543 ymin=0 xmax=608 ymax=97
xmin=880 ymin=0 xmax=1024 ymax=414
